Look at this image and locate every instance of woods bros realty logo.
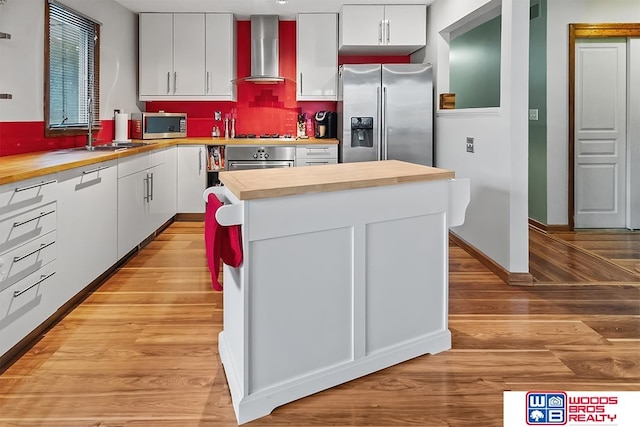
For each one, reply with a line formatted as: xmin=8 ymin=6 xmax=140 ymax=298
xmin=526 ymin=392 xmax=618 ymax=425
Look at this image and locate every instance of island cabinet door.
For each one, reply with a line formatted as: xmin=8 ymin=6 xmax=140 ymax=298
xmin=239 ymin=179 xmax=451 ymax=394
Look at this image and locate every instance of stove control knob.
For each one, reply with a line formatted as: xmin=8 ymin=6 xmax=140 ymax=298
xmin=253 ymin=153 xmax=258 ymax=159
xmin=264 ymin=153 xmax=269 ymax=159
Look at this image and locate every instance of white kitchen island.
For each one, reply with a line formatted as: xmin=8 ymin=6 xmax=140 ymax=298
xmin=204 ymin=160 xmax=470 ymax=424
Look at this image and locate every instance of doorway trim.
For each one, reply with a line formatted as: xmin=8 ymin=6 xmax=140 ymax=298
xmin=568 ymin=23 xmax=640 ymax=230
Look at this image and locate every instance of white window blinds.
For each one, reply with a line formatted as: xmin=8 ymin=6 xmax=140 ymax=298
xmin=47 ymin=0 xmax=99 ymax=130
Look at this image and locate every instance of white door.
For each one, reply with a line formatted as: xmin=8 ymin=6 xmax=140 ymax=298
xmin=575 ymin=39 xmax=627 ymax=228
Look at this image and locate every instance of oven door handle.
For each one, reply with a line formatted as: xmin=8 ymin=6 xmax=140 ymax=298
xmin=228 ymin=161 xmax=294 ymax=170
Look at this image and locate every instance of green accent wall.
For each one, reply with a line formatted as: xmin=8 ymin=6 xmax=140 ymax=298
xmin=528 ymin=0 xmax=547 ymax=223
xmin=449 ymin=15 xmax=501 ymax=109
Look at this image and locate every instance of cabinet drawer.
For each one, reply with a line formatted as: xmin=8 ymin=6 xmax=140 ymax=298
xmin=148 ymin=148 xmax=167 ymax=167
xmin=295 ymin=145 xmax=338 ymax=160
xmin=0 ymin=232 xmax=56 ymax=292
xmin=0 ymin=262 xmax=57 ymax=356
xmin=0 ymin=202 xmax=57 ymax=255
xmin=0 ymin=176 xmax=57 ymax=221
xmin=118 ymin=152 xmax=149 ymax=178
xmin=297 ymin=158 xmax=338 ymax=167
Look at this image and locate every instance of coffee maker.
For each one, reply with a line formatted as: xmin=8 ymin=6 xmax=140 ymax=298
xmin=314 ymin=111 xmax=337 ymax=138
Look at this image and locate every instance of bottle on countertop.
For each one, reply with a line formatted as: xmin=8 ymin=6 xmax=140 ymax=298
xmin=224 ymin=118 xmax=230 ymax=139
xmin=231 ymin=118 xmax=236 ymax=139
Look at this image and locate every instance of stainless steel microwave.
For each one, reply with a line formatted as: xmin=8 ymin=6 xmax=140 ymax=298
xmin=130 ymin=112 xmax=187 ymax=139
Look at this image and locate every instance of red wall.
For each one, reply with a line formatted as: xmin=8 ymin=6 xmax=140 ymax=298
xmin=1 ymin=20 xmax=409 ymax=156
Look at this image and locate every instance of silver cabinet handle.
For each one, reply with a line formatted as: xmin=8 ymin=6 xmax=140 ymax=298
xmin=199 ymin=148 xmax=203 ymax=174
xmin=167 ymin=72 xmax=171 ymax=94
xmin=149 ymin=172 xmax=154 ymax=201
xmin=306 ymin=161 xmax=329 ymax=166
xmin=386 ymin=20 xmax=390 ymax=43
xmin=13 ymin=241 xmax=55 ymax=263
xmin=13 ymin=210 xmax=55 ymax=228
xmin=174 ymin=72 xmax=177 ymax=94
xmin=306 ymin=148 xmax=330 ymax=155
xmin=82 ymin=165 xmax=109 ymax=175
xmin=15 ymin=180 xmax=56 ymax=192
xmin=378 ymin=21 xmax=383 ymax=44
xmin=143 ymin=174 xmax=150 ymax=202
xmin=13 ymin=271 xmax=56 ymax=297
xmin=206 ymin=71 xmax=210 ymax=94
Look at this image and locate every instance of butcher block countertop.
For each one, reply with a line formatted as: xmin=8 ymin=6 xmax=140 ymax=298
xmin=220 ymin=160 xmax=455 ymax=201
xmin=0 ymin=137 xmax=338 ymax=185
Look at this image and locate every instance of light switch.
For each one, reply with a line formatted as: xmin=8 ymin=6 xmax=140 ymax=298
xmin=466 ymin=137 xmax=474 ymax=153
xmin=529 ymin=109 xmax=539 ymax=121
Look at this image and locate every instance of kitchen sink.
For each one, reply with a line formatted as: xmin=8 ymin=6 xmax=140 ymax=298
xmin=81 ymin=142 xmax=148 ymax=151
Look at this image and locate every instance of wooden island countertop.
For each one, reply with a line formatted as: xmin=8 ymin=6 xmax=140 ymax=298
xmin=219 ymin=160 xmax=455 ymax=201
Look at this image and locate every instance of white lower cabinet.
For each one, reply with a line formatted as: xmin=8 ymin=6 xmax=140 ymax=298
xmin=117 ymin=149 xmax=176 ymax=258
xmin=0 ymin=262 xmax=57 ymax=356
xmin=295 ymin=145 xmax=338 ymax=167
xmin=177 ymin=145 xmax=207 ymax=213
xmin=0 ymin=148 xmax=179 ymax=360
xmin=56 ymin=160 xmax=118 ymax=307
xmin=0 ymin=175 xmax=58 ymax=358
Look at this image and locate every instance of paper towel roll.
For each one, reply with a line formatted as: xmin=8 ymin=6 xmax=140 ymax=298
xmin=114 ymin=112 xmax=130 ymax=142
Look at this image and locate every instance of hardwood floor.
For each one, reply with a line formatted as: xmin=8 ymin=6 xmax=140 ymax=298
xmin=0 ymin=222 xmax=638 ymax=426
xmin=529 ymin=227 xmax=640 ymax=283
xmin=553 ymin=229 xmax=640 ymax=277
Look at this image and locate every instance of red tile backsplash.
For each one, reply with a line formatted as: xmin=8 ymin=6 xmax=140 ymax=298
xmin=1 ymin=20 xmax=409 ymax=156
xmin=0 ymin=120 xmax=115 ymax=156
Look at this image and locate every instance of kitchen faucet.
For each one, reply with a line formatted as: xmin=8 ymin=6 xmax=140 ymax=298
xmin=86 ymin=96 xmax=94 ymax=150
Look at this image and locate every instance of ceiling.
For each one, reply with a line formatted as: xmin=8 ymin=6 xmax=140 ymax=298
xmin=112 ymin=0 xmax=436 ymax=20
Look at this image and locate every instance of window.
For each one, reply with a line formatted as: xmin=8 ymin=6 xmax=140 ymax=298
xmin=45 ymin=0 xmax=100 ymax=137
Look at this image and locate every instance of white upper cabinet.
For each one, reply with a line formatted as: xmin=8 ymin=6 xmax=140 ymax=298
xmin=205 ymin=14 xmax=237 ymax=100
xmin=297 ymin=13 xmax=338 ymax=101
xmin=173 ymin=14 xmax=206 ymax=96
xmin=139 ymin=13 xmax=174 ymax=98
xmin=339 ymin=5 xmax=427 ymax=54
xmin=139 ymin=13 xmax=236 ymax=101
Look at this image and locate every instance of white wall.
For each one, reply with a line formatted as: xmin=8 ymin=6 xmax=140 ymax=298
xmin=0 ymin=0 xmax=139 ymax=122
xmin=422 ymin=0 xmax=530 ymax=273
xmin=629 ymin=38 xmax=640 ymax=229
xmin=546 ymin=0 xmax=640 ymax=225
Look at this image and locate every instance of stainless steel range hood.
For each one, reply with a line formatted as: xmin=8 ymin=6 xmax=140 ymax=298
xmin=242 ymin=15 xmax=284 ymax=83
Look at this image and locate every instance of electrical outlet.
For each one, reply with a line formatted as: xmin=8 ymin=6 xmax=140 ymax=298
xmin=466 ymin=137 xmax=474 ymax=153
xmin=529 ymin=109 xmax=539 ymax=121
xmin=214 ymin=111 xmax=222 ymax=120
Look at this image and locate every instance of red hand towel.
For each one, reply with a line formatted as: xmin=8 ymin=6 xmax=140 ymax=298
xmin=205 ymin=193 xmax=243 ymax=291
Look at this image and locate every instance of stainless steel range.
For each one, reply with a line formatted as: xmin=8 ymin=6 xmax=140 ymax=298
xmin=225 ymin=146 xmax=295 ymax=171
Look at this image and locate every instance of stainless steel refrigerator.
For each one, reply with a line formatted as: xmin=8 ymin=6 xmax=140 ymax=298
xmin=337 ymin=64 xmax=433 ymax=166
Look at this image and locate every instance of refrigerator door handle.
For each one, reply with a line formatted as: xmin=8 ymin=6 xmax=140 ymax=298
xmin=377 ymin=86 xmax=382 ymax=161
xmin=382 ymin=86 xmax=388 ymax=160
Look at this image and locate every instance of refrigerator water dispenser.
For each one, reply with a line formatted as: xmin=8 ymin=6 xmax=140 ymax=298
xmin=351 ymin=117 xmax=373 ymax=147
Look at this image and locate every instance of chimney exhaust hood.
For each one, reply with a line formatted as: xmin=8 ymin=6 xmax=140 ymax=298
xmin=241 ymin=15 xmax=284 ymax=83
